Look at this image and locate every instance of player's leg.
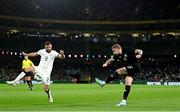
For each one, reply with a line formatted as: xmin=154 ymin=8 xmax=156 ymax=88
xmin=25 ymin=75 xmax=33 ymax=90
xmin=123 ymin=76 xmax=133 ymax=100
xmin=116 ymin=65 xmax=136 ymax=106
xmin=95 ymin=73 xmax=119 ymax=87
xmin=7 ymin=66 xmax=35 ymax=86
xmin=116 ymin=76 xmax=133 ymax=106
xmin=6 ymin=71 xmax=26 ymax=86
xmin=44 ymin=84 xmax=53 ymax=102
xmin=29 ymin=77 xmax=33 ymax=89
xmin=43 ymin=75 xmax=53 ymax=102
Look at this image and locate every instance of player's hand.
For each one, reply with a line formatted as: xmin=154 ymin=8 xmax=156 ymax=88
xmin=59 ymin=50 xmax=64 ymax=55
xmin=103 ymin=63 xmax=108 ymax=67
xmin=136 ymin=54 xmax=142 ymax=59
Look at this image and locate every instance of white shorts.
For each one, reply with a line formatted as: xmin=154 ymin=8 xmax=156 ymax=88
xmin=34 ymin=66 xmax=51 ymax=85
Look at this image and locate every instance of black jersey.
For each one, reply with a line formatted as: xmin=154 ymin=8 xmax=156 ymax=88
xmin=113 ymin=48 xmax=138 ymax=66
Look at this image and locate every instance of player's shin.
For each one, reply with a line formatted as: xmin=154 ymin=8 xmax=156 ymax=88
xmin=44 ymin=85 xmax=53 ymax=102
xmin=123 ymin=85 xmax=131 ymax=100
xmin=14 ymin=71 xmax=26 ymax=82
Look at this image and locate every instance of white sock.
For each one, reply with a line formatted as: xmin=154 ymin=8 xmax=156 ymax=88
xmin=14 ymin=71 xmax=26 ymax=82
xmin=49 ymin=90 xmax=53 ymax=99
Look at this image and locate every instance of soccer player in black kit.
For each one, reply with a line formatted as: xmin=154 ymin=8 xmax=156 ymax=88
xmin=95 ymin=44 xmax=143 ymax=106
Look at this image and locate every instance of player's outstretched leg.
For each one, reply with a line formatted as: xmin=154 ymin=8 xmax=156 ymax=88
xmin=95 ymin=77 xmax=106 ymax=87
xmin=44 ymin=84 xmax=53 ymax=102
xmin=6 ymin=71 xmax=26 ymax=86
xmin=95 ymin=73 xmax=119 ymax=87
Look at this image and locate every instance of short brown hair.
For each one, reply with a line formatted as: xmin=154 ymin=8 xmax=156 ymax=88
xmin=44 ymin=41 xmax=52 ymax=45
xmin=111 ymin=44 xmax=121 ymax=49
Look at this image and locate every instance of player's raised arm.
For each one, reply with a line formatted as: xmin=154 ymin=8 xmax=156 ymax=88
xmin=57 ymin=50 xmax=65 ymax=59
xmin=22 ymin=52 xmax=39 ymax=57
xmin=103 ymin=58 xmax=114 ymax=67
xmin=135 ymin=49 xmax=143 ymax=59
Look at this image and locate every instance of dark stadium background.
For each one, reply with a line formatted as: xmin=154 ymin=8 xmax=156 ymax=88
xmin=0 ymin=0 xmax=180 ymax=83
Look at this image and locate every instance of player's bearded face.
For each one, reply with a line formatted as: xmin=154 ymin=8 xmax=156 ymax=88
xmin=112 ymin=48 xmax=121 ymax=55
xmin=45 ymin=44 xmax=52 ymax=53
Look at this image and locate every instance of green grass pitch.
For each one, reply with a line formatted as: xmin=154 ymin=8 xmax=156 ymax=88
xmin=0 ymin=84 xmax=180 ymax=111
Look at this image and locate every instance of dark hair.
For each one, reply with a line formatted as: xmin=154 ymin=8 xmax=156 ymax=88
xmin=111 ymin=44 xmax=121 ymax=49
xmin=44 ymin=41 xmax=52 ymax=45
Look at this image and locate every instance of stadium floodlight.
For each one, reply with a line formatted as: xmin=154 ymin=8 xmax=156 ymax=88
xmin=92 ymin=55 xmax=95 ymax=58
xmin=152 ymin=32 xmax=161 ymax=36
xmin=68 ymin=54 xmax=72 ymax=58
xmin=174 ymin=55 xmax=177 ymax=58
xmin=14 ymin=52 xmax=17 ymax=56
xmin=2 ymin=51 xmax=4 ymax=55
xmin=132 ymin=33 xmax=139 ymax=37
xmin=10 ymin=52 xmax=13 ymax=55
xmin=84 ymin=33 xmax=91 ymax=37
xmin=74 ymin=55 xmax=77 ymax=58
xmin=80 ymin=55 xmax=83 ymax=58
xmin=167 ymin=32 xmax=176 ymax=36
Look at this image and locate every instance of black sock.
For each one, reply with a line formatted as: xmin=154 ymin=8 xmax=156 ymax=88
xmin=29 ymin=81 xmax=33 ymax=88
xmin=27 ymin=81 xmax=31 ymax=88
xmin=45 ymin=89 xmax=50 ymax=98
xmin=123 ymin=85 xmax=131 ymax=100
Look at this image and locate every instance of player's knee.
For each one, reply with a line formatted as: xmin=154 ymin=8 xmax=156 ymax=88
xmin=117 ymin=68 xmax=124 ymax=75
xmin=44 ymin=85 xmax=49 ymax=91
xmin=125 ymin=77 xmax=133 ymax=85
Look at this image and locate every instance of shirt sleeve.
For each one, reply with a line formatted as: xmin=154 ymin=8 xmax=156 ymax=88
xmin=36 ymin=49 xmax=43 ymax=56
xmin=54 ymin=51 xmax=59 ymax=58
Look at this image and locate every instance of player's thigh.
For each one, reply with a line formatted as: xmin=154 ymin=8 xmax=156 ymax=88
xmin=44 ymin=84 xmax=49 ymax=90
xmin=125 ymin=76 xmax=133 ymax=85
xmin=25 ymin=76 xmax=31 ymax=81
xmin=116 ymin=67 xmax=128 ymax=75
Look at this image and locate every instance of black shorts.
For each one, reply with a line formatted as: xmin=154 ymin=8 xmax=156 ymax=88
xmin=25 ymin=72 xmax=32 ymax=77
xmin=125 ymin=63 xmax=140 ymax=76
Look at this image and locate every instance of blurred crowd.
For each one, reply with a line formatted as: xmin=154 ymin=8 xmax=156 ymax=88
xmin=0 ymin=61 xmax=180 ymax=83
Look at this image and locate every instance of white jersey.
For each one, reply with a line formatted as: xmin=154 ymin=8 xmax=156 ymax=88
xmin=36 ymin=49 xmax=59 ymax=75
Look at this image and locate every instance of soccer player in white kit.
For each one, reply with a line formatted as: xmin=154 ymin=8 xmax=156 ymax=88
xmin=9 ymin=41 xmax=65 ymax=102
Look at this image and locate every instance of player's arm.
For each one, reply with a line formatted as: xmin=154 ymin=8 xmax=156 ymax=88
xmin=135 ymin=49 xmax=143 ymax=59
xmin=57 ymin=50 xmax=65 ymax=59
xmin=103 ymin=58 xmax=114 ymax=67
xmin=22 ymin=52 xmax=39 ymax=57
